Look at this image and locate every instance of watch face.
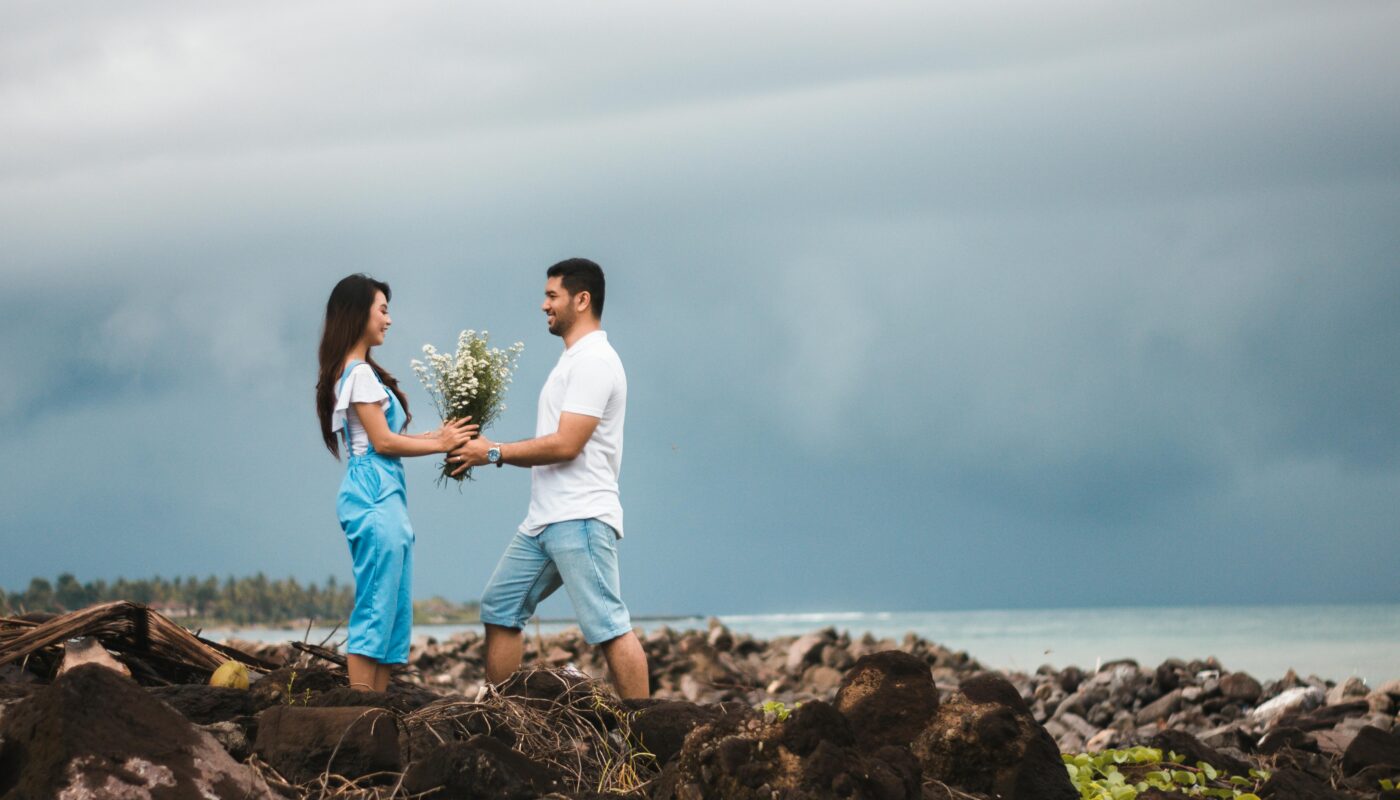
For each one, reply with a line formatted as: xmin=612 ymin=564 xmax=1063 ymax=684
xmin=488 ymin=448 xmax=501 ymax=462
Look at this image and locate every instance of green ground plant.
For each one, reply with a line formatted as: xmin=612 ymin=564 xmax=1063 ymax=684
xmin=1063 ymin=747 xmax=1269 ymax=800
xmin=759 ymin=700 xmax=800 ymax=722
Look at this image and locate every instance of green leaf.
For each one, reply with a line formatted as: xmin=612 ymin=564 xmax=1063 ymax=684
xmin=1145 ymin=770 xmax=1172 ymax=786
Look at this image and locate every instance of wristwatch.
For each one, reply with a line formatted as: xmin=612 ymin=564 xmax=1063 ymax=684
xmin=487 ymin=446 xmax=503 ymax=467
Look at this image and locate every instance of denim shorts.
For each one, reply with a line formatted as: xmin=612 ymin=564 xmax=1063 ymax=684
xmin=479 ymin=518 xmax=632 ymax=645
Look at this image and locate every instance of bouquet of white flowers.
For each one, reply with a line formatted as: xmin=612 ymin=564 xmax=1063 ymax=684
xmin=411 ymin=330 xmax=524 ymax=483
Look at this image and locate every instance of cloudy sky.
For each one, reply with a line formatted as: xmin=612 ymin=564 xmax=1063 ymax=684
xmin=2 ymin=1 xmax=1397 ymax=617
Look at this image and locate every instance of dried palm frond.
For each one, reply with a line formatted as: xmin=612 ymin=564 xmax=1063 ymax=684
xmin=0 ymin=601 xmax=278 ymax=682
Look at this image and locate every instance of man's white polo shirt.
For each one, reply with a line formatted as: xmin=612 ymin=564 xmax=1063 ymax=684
xmin=519 ymin=330 xmax=627 ymax=538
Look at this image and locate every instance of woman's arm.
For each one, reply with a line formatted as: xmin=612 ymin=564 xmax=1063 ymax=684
xmin=355 ymin=402 xmax=476 ymax=457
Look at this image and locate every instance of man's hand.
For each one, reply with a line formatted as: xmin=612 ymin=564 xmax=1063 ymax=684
xmin=448 ymin=436 xmax=496 ymax=477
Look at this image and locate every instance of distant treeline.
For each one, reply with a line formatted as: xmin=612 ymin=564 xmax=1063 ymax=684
xmin=0 ymin=573 xmax=480 ymax=626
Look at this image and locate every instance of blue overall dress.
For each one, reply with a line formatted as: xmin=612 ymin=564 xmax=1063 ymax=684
xmin=335 ymin=361 xmax=415 ymax=664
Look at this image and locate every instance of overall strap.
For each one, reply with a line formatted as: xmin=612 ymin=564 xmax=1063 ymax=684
xmin=339 ymin=360 xmax=368 ymax=455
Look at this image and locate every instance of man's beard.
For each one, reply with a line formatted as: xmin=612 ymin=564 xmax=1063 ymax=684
xmin=548 ymin=314 xmax=570 ymax=337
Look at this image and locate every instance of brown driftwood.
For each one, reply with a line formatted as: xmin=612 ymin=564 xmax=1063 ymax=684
xmin=0 ymin=601 xmax=279 ymax=680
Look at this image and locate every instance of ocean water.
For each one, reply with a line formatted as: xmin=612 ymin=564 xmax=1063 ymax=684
xmin=204 ymin=603 xmax=1400 ymax=683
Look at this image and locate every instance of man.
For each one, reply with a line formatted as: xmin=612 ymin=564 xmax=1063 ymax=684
xmin=449 ymin=258 xmax=649 ymax=698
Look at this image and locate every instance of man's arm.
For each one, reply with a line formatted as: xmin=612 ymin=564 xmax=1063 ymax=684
xmin=449 ymin=412 xmax=599 ymax=475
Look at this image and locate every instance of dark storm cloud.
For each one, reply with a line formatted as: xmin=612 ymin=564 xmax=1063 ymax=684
xmin=1 ymin=1 xmax=1397 ymax=610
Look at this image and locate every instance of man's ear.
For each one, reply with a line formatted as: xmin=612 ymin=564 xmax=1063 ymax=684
xmin=575 ymin=290 xmax=592 ymax=314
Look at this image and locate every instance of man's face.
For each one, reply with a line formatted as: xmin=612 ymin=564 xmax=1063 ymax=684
xmin=542 ymin=276 xmax=577 ymax=337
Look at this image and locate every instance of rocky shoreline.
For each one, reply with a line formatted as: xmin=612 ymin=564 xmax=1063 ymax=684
xmin=2 ymin=614 xmax=1398 ymax=799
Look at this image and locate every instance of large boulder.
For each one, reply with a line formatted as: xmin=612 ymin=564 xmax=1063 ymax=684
xmin=912 ymin=672 xmax=1077 ymax=800
xmin=1219 ymin=671 xmax=1263 ymax=703
xmin=253 ymin=704 xmax=401 ymax=784
xmin=653 ymin=700 xmax=921 ymax=800
xmin=786 ymin=632 xmax=829 ymax=674
xmin=834 ymin=651 xmax=940 ymax=751
xmin=307 ymin=684 xmax=443 ymax=714
xmin=148 ymin=684 xmax=261 ymax=725
xmin=1342 ymin=725 xmax=1400 ymax=776
xmin=249 ymin=665 xmax=344 ymax=707
xmin=625 ymin=700 xmax=727 ymax=766
xmin=0 ymin=663 xmax=275 ymax=800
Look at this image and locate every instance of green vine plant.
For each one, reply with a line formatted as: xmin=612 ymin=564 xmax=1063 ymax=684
xmin=759 ymin=700 xmax=801 ymax=722
xmin=282 ymin=669 xmax=312 ymax=706
xmin=1063 ymin=747 xmax=1270 ymax=800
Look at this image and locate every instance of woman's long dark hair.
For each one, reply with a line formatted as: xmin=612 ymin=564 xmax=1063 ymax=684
xmin=316 ymin=274 xmax=412 ymax=458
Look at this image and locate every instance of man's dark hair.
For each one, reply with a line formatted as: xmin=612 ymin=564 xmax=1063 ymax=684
xmin=547 ymin=258 xmax=606 ymax=319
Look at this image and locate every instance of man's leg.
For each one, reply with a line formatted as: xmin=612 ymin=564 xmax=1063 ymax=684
xmin=600 ymin=631 xmax=649 ymax=699
xmin=479 ymin=532 xmax=561 ymax=686
xmin=484 ymin=623 xmax=525 ymax=685
xmin=544 ymin=519 xmax=647 ymax=698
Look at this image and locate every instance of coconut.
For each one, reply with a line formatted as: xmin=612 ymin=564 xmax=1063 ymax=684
xmin=210 ymin=660 xmax=250 ymax=690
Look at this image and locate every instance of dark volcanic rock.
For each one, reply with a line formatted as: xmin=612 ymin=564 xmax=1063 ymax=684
xmin=834 ymin=651 xmax=939 ymax=750
xmin=149 ymin=683 xmax=260 ymax=724
xmin=913 ymin=672 xmax=1076 ymax=800
xmin=1219 ymin=671 xmax=1263 ymax=703
xmin=1344 ymin=763 xmax=1400 ymax=795
xmin=307 ymin=684 xmax=442 ymax=714
xmin=1258 ymin=725 xmax=1320 ymax=755
xmin=0 ymin=664 xmax=274 ymax=800
xmin=780 ymin=701 xmax=856 ymax=757
xmin=653 ymin=699 xmax=920 ymax=799
xmin=625 ymin=700 xmax=725 ymax=765
xmin=402 ymin=735 xmax=566 ymax=800
xmin=959 ymin=671 xmax=1031 ymax=712
xmin=253 ymin=704 xmax=401 ymax=784
xmin=1135 ymin=688 xmax=1183 ymax=726
xmin=1058 ymin=666 xmax=1085 ymax=694
xmin=1258 ymin=767 xmax=1351 ymax=799
xmin=250 ymin=664 xmax=344 ymax=706
xmin=1342 ymin=725 xmax=1400 ymax=776
xmin=1278 ymin=699 xmax=1370 ymax=732
xmin=306 ymin=686 xmax=400 ymax=709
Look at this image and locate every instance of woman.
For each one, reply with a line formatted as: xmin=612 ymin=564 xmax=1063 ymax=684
xmin=315 ymin=274 xmax=475 ymax=692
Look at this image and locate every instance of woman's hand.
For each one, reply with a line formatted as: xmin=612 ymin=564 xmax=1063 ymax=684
xmin=435 ymin=417 xmax=478 ymax=453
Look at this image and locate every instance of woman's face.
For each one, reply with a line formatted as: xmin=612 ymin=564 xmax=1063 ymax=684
xmin=364 ymin=291 xmax=391 ymax=347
